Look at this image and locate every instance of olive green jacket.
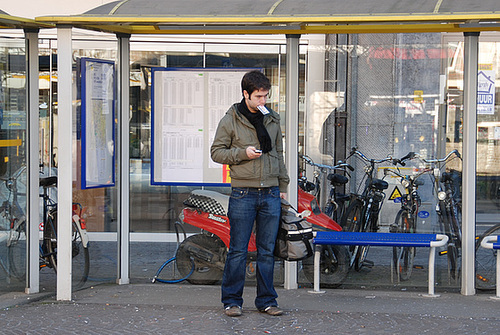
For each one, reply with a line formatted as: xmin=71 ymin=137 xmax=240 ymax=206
xmin=210 ymin=103 xmax=290 ymax=192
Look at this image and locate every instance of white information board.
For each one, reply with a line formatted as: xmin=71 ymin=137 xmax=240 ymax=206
xmin=151 ymin=68 xmax=253 ymax=186
xmin=81 ymin=58 xmax=115 ymax=189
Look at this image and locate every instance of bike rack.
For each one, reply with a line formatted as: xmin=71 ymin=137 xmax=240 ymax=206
xmin=309 ymin=231 xmax=448 ymax=297
xmin=480 ymin=235 xmax=500 ymax=300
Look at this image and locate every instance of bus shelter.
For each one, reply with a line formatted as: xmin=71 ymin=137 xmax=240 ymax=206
xmin=23 ymin=0 xmax=500 ymax=300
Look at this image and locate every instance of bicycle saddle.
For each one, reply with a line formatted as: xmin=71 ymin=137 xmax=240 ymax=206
xmin=39 ymin=176 xmax=57 ymax=188
xmin=369 ymin=178 xmax=389 ymax=191
xmin=441 ymin=170 xmax=461 ymax=183
xmin=414 ymin=179 xmax=425 ymax=186
xmin=327 ymin=173 xmax=348 ymax=186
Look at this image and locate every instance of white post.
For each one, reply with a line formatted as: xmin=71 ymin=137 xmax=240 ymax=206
xmin=461 ymin=32 xmax=479 ymax=296
xmin=56 ymin=26 xmax=73 ymax=301
xmin=308 ymin=245 xmax=325 ymax=294
xmin=426 ymin=247 xmax=439 ymax=297
xmin=117 ymin=34 xmax=130 ymax=285
xmin=24 ymin=29 xmax=40 ymax=294
xmin=496 ymin=250 xmax=500 ymax=299
xmin=284 ymin=34 xmax=300 ymax=290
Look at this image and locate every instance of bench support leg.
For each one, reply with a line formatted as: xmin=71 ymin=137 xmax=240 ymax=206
xmin=490 ymin=250 xmax=500 ymax=300
xmin=308 ymin=245 xmax=325 ymax=294
xmin=422 ymin=247 xmax=440 ymax=298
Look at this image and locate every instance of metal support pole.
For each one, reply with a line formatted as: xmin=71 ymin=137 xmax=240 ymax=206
xmin=117 ymin=34 xmax=131 ymax=285
xmin=56 ymin=26 xmax=73 ymax=301
xmin=461 ymin=31 xmax=479 ymax=296
xmin=24 ymin=29 xmax=40 ymax=294
xmin=425 ymin=247 xmax=439 ymax=297
xmin=309 ymin=245 xmax=325 ymax=294
xmin=284 ymin=34 xmax=300 ymax=290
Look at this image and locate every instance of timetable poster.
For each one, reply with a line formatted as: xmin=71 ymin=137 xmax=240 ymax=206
xmin=152 ymin=68 xmax=252 ymax=185
xmin=81 ymin=58 xmax=115 ymax=189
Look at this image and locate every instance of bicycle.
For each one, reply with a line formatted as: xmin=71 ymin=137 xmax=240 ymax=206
xmin=299 ymin=154 xmax=353 ymax=223
xmin=0 ymin=165 xmax=90 ymax=287
xmin=341 ymin=148 xmax=393 ymax=271
xmin=383 ymin=152 xmax=430 ymax=281
xmin=413 ymin=150 xmax=500 ymax=290
xmin=475 ymin=223 xmax=500 ymax=290
xmin=415 ymin=150 xmax=463 ymax=282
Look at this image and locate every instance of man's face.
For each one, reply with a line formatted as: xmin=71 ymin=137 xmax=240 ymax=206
xmin=244 ymin=88 xmax=269 ymax=113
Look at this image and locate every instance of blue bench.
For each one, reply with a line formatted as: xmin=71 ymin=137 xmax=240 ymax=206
xmin=480 ymin=235 xmax=500 ymax=300
xmin=310 ymin=231 xmax=449 ymax=297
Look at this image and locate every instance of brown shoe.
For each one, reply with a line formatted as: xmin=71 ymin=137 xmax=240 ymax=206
xmin=260 ymin=306 xmax=283 ymax=316
xmin=224 ymin=305 xmax=242 ymax=317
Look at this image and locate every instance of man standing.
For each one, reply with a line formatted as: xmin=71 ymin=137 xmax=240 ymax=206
xmin=211 ymin=70 xmax=289 ymax=317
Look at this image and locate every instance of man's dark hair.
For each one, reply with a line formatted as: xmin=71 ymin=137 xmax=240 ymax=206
xmin=241 ymin=70 xmax=271 ymax=97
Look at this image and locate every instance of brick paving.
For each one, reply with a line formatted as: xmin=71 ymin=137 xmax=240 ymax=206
xmin=1 ymin=283 xmax=499 ymax=334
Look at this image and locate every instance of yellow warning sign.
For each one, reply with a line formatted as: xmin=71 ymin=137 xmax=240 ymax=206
xmin=389 ymin=186 xmax=402 ymax=200
xmin=414 ymin=90 xmax=424 ymax=103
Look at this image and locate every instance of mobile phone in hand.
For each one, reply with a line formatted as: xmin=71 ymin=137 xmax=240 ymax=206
xmin=255 ymin=149 xmax=262 ymax=153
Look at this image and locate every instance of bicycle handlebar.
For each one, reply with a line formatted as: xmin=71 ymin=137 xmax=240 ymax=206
xmin=417 ymin=149 xmax=462 ymax=164
xmin=300 ymin=154 xmax=354 ymax=172
xmin=348 ymin=148 xmax=394 ymax=165
xmin=0 ymin=165 xmax=26 ymax=182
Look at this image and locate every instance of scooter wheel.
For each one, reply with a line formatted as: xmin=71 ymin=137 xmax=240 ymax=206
xmin=302 ymin=245 xmax=349 ymax=288
xmin=176 ymin=234 xmax=226 ymax=285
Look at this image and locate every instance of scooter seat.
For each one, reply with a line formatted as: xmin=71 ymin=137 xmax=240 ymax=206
xmin=184 ymin=189 xmax=229 ymax=217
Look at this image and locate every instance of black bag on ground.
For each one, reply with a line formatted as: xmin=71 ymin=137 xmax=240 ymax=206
xmin=274 ymin=199 xmax=314 ymax=261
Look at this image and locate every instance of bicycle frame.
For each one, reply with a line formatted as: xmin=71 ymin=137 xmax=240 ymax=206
xmin=416 ymin=150 xmax=463 ymax=280
xmin=345 ymin=149 xmax=393 ymax=231
xmin=299 ymin=154 xmax=353 ymax=220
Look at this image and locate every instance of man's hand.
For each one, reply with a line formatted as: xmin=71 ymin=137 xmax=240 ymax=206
xmin=246 ymin=146 xmax=262 ymax=160
xmin=280 ymin=193 xmax=287 ymax=199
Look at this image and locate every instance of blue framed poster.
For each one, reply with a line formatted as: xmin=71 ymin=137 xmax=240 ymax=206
xmin=151 ymin=68 xmax=255 ymax=186
xmin=80 ymin=57 xmax=116 ymax=189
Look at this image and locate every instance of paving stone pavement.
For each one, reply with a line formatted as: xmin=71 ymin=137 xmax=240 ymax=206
xmin=1 ymin=283 xmax=500 ymax=334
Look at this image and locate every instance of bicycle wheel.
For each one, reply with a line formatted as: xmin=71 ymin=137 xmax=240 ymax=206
xmin=341 ymin=199 xmax=364 ymax=268
xmin=302 ymin=244 xmax=349 ymax=288
xmin=354 ymin=206 xmax=383 ymax=272
xmin=440 ymin=201 xmax=461 ymax=281
xmin=392 ymin=210 xmax=416 ymax=281
xmin=175 ymin=234 xmax=226 ymax=285
xmin=475 ymin=224 xmax=500 ymax=290
xmin=341 ymin=198 xmax=363 ymax=232
xmin=43 ymin=209 xmax=90 ymax=287
xmin=7 ymin=219 xmax=27 ymax=281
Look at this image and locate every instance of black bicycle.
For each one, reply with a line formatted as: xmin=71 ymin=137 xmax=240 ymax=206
xmin=383 ymin=152 xmax=429 ymax=281
xmin=0 ymin=166 xmax=90 ymax=287
xmin=341 ymin=148 xmax=393 ymax=271
xmin=415 ymin=150 xmax=463 ymax=282
xmin=299 ymin=154 xmax=353 ymax=223
xmin=475 ymin=223 xmax=500 ymax=290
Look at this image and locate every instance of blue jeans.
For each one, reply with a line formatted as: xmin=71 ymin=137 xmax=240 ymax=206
xmin=221 ymin=186 xmax=281 ymax=310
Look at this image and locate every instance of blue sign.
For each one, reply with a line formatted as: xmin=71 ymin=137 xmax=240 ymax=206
xmin=418 ymin=211 xmax=430 ymax=219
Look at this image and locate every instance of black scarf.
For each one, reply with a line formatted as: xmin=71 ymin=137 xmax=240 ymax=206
xmin=238 ymin=98 xmax=272 ymax=153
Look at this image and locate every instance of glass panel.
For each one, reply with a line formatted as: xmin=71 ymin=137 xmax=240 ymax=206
xmin=0 ymin=36 xmax=27 ymax=294
xmin=38 ymin=37 xmax=119 ymax=290
xmin=73 ymin=40 xmax=118 ymax=288
xmin=445 ymin=36 xmax=500 ymax=291
xmin=128 ymin=40 xmax=293 ymax=283
xmin=302 ymin=33 xmax=462 ymax=289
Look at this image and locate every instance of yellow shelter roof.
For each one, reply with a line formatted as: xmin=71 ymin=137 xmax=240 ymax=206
xmin=35 ymin=0 xmax=500 ymax=35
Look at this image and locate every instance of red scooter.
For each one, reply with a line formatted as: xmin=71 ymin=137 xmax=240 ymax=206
xmin=174 ymin=181 xmax=350 ymax=287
